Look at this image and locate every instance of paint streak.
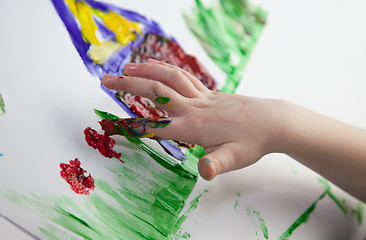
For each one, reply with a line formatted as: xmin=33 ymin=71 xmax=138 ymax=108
xmin=278 ymin=178 xmax=365 ymax=239
xmin=279 ymin=191 xmax=327 ymax=239
xmin=318 ymin=178 xmax=348 ymax=215
xmin=183 ymin=0 xmax=266 ymax=93
xmin=99 ymin=117 xmax=172 ymax=138
xmin=253 ymin=210 xmax=269 ymax=240
xmin=3 ymin=139 xmax=199 ymax=239
xmin=234 ymin=192 xmax=241 ymax=210
xmin=174 ymin=189 xmax=209 ymax=233
xmin=352 ymin=201 xmax=364 ymax=225
xmin=0 ymin=93 xmax=5 ymax=116
xmin=154 ymin=96 xmax=170 ymax=105
xmin=84 ymin=127 xmax=124 ymax=162
xmin=0 ymin=153 xmax=3 ymax=157
xmin=246 ymin=205 xmax=269 ymax=240
xmin=60 ymin=158 xmax=95 ymax=195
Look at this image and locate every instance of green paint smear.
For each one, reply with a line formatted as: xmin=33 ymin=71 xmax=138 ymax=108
xmin=246 ymin=206 xmax=269 ymax=239
xmin=154 ymin=96 xmax=170 ymax=104
xmin=253 ymin=210 xmax=269 ymax=240
xmin=234 ymin=200 xmax=239 ymax=210
xmin=234 ymin=192 xmax=241 ymax=210
xmin=174 ymin=189 xmax=208 ymax=233
xmin=279 ymin=178 xmax=365 ymax=239
xmin=280 ymin=191 xmax=327 ymax=240
xmin=1 ymin=109 xmax=203 ymax=239
xmin=0 ymin=93 xmax=5 ymax=116
xmin=183 ymin=0 xmax=267 ymax=93
xmin=318 ymin=178 xmax=348 ymax=215
xmin=3 ymin=147 xmax=198 ymax=239
xmin=352 ymin=201 xmax=364 ymax=225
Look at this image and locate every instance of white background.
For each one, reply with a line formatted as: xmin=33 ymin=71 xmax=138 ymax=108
xmin=0 ymin=0 xmax=366 ymax=239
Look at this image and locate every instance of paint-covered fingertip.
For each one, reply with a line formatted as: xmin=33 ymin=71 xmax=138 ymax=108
xmin=198 ymin=158 xmax=217 ymax=181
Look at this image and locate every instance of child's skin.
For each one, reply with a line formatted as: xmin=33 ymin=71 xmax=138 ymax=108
xmin=102 ymin=59 xmax=366 ymax=202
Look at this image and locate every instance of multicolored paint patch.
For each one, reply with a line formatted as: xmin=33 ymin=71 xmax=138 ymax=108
xmin=99 ymin=117 xmax=172 ymax=138
xmin=183 ymin=0 xmax=267 ymax=93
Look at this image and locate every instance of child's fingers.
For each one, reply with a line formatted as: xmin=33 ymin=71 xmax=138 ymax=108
xmin=102 ymin=74 xmax=187 ymax=114
xmin=147 ymin=59 xmax=210 ymax=93
xmin=124 ymin=62 xmax=201 ymax=98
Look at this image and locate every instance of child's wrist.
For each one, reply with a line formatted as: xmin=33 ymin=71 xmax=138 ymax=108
xmin=265 ymin=99 xmax=295 ymax=155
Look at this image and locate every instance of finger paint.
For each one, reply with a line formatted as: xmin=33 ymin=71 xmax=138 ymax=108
xmin=99 ymin=117 xmax=172 ymax=138
xmin=183 ymin=0 xmax=266 ymax=93
xmin=234 ymin=192 xmax=241 ymax=210
xmin=154 ymin=96 xmax=170 ymax=104
xmin=130 ymin=33 xmax=217 ymax=91
xmin=279 ymin=178 xmax=365 ymax=239
xmin=84 ymin=127 xmax=124 ymax=162
xmin=3 ymin=138 xmax=199 ymax=239
xmin=279 ymin=191 xmax=327 ymax=239
xmin=0 ymin=93 xmax=5 ymax=116
xmin=246 ymin=205 xmax=269 ymax=239
xmin=60 ymin=158 xmax=95 ymax=195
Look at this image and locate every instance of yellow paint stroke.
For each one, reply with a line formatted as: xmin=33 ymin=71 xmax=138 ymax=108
xmin=65 ymin=0 xmax=101 ymax=45
xmin=94 ymin=10 xmax=142 ymax=45
xmin=141 ymin=132 xmax=155 ymax=138
xmin=88 ymin=40 xmax=121 ymax=65
xmin=64 ymin=0 xmax=143 ymax=64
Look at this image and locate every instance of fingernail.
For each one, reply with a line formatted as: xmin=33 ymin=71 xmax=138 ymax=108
xmin=102 ymin=74 xmax=119 ymax=84
xmin=125 ymin=63 xmax=137 ymax=71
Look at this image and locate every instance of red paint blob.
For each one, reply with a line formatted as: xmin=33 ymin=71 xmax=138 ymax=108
xmin=84 ymin=127 xmax=124 ymax=162
xmin=131 ymin=33 xmax=217 ymax=91
xmin=60 ymin=158 xmax=95 ymax=195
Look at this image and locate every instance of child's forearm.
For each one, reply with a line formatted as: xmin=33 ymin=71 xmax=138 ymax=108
xmin=279 ymin=101 xmax=366 ymax=201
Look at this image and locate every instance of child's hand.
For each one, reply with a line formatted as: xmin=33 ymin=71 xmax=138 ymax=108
xmin=102 ymin=59 xmax=286 ymax=181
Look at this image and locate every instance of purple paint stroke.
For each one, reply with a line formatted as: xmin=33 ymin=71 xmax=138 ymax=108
xmin=93 ymin=17 xmax=116 ymax=41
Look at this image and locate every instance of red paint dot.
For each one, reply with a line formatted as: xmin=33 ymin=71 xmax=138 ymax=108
xmin=84 ymin=127 xmax=124 ymax=162
xmin=60 ymin=158 xmax=95 ymax=195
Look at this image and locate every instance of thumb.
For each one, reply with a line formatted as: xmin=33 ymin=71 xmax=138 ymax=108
xmin=198 ymin=144 xmax=236 ymax=181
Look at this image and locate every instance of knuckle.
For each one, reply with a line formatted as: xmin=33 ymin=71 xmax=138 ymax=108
xmin=169 ymin=68 xmax=186 ymax=81
xmin=151 ymin=81 xmax=167 ymax=92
